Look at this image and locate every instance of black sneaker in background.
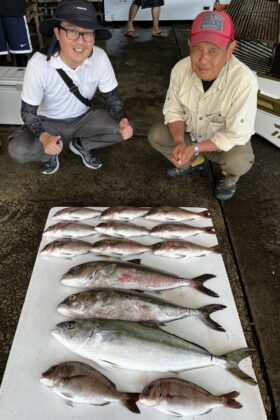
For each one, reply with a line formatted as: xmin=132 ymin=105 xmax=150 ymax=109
xmin=69 ymin=138 xmax=102 ymax=170
xmin=42 ymin=154 xmax=59 ymax=175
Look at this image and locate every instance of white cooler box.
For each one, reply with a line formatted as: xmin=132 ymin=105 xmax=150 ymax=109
xmin=104 ymin=0 xmax=216 ymax=22
xmin=255 ymin=74 xmax=280 ymax=149
xmin=0 ymin=67 xmax=25 ymax=125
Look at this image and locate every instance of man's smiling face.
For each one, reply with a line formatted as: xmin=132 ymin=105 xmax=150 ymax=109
xmin=54 ymin=21 xmax=95 ymax=68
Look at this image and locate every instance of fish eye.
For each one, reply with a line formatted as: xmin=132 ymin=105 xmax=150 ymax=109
xmin=66 ymin=322 xmax=75 ymax=329
xmin=68 ymin=294 xmax=77 ymax=301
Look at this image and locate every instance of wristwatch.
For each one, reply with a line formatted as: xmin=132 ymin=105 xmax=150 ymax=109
xmin=193 ymin=141 xmax=199 ymax=157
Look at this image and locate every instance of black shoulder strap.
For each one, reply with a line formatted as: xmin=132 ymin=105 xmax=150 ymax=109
xmin=56 ymin=68 xmax=91 ymax=107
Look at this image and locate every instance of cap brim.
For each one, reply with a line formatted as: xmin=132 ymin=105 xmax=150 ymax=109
xmin=39 ymin=18 xmax=112 ymax=41
xmin=190 ymin=32 xmax=229 ymax=49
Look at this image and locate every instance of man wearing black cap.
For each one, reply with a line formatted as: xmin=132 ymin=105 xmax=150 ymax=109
xmin=8 ymin=0 xmax=133 ymax=175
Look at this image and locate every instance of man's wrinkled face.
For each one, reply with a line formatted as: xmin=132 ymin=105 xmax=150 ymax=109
xmin=54 ymin=21 xmax=95 ymax=68
xmin=189 ymin=40 xmax=236 ymax=81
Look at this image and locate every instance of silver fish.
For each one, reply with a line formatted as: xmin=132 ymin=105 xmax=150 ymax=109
xmin=95 ymin=221 xmax=149 ymax=238
xmin=150 ymin=222 xmax=215 ymax=239
xmin=152 ymin=240 xmax=221 ymax=259
xmin=61 ymin=260 xmax=218 ymax=297
xmin=43 ymin=222 xmax=96 ymax=238
xmin=52 ymin=319 xmax=256 ymax=384
xmin=40 ymin=239 xmax=92 ymax=258
xmin=41 ymin=361 xmax=140 ymax=413
xmin=144 ymin=206 xmax=211 ymax=222
xmin=100 ymin=206 xmax=148 ymax=221
xmin=139 ymin=377 xmax=242 ymax=416
xmin=52 ymin=207 xmax=101 ymax=221
xmin=57 ymin=289 xmax=226 ymax=331
xmin=90 ymin=238 xmax=150 ymax=257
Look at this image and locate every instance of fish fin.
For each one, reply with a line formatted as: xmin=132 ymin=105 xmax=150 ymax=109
xmin=98 ymin=359 xmax=120 ymax=369
xmin=224 ymin=348 xmax=257 ymax=385
xmin=198 ymin=304 xmax=226 ymax=331
xmin=199 ymin=209 xmax=211 ymax=218
xmin=204 ymin=226 xmax=216 ymax=234
xmin=134 ymin=289 xmax=145 ymax=293
xmin=123 ymin=393 xmax=140 ymax=414
xmin=91 ymin=402 xmax=110 ymax=406
xmin=66 ymin=400 xmax=74 ymax=407
xmin=128 ymin=258 xmax=141 ymax=264
xmin=188 ymin=274 xmax=218 ymax=297
xmin=211 ymin=245 xmax=222 ymax=254
xmin=222 ymin=391 xmax=242 ymax=409
xmin=141 ymin=321 xmax=161 ymax=328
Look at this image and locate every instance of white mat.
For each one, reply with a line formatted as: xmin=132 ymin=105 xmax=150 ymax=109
xmin=0 ymin=207 xmax=267 ymax=419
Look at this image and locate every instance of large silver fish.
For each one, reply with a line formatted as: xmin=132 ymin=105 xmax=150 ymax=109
xmin=90 ymin=238 xmax=150 ymax=257
xmin=139 ymin=377 xmax=242 ymax=416
xmin=40 ymin=361 xmax=140 ymax=413
xmin=144 ymin=207 xmax=211 ymax=222
xmin=100 ymin=206 xmax=148 ymax=221
xmin=52 ymin=319 xmax=256 ymax=384
xmin=57 ymin=289 xmax=226 ymax=331
xmin=40 ymin=239 xmax=92 ymax=258
xmin=61 ymin=260 xmax=218 ymax=297
xmin=43 ymin=222 xmax=96 ymax=238
xmin=95 ymin=221 xmax=149 ymax=238
xmin=150 ymin=222 xmax=215 ymax=239
xmin=52 ymin=207 xmax=101 ymax=221
xmin=152 ymin=240 xmax=221 ymax=259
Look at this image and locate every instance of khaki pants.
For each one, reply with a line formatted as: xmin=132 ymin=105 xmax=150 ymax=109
xmin=148 ymin=122 xmax=254 ymax=185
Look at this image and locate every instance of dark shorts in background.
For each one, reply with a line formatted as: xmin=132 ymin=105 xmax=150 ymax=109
xmin=0 ymin=16 xmax=32 ymax=54
xmin=133 ymin=0 xmax=164 ymax=9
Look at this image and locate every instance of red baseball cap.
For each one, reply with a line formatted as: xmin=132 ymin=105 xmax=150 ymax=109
xmin=189 ymin=11 xmax=234 ymax=49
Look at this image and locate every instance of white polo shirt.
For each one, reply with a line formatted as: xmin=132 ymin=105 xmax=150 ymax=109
xmin=22 ymin=46 xmax=118 ymax=119
xmin=163 ymin=55 xmax=258 ymax=151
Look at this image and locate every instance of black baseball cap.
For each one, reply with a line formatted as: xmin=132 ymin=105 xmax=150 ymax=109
xmin=40 ymin=0 xmax=111 ymax=41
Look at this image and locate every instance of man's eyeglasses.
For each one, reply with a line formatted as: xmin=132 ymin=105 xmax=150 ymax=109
xmin=58 ymin=26 xmax=95 ymax=42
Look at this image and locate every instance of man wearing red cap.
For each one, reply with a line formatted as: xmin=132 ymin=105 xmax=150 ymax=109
xmin=148 ymin=11 xmax=258 ymax=200
xmin=8 ymin=0 xmax=133 ymax=175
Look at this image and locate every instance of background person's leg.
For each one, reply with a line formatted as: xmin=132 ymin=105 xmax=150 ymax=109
xmin=126 ymin=3 xmax=140 ymax=37
xmin=151 ymin=6 xmax=167 ymax=37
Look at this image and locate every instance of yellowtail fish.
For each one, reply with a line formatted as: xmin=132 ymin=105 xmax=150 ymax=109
xmin=57 ymin=289 xmax=226 ymax=331
xmin=52 ymin=319 xmax=256 ymax=384
xmin=61 ymin=260 xmax=218 ymax=297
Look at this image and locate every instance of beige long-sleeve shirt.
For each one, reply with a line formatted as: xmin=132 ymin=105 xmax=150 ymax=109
xmin=163 ymin=55 xmax=258 ymax=151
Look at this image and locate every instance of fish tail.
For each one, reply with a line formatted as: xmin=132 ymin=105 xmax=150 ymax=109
xmin=204 ymin=226 xmax=216 ymax=234
xmin=123 ymin=393 xmax=140 ymax=414
xmin=199 ymin=210 xmax=211 ymax=218
xmin=211 ymin=245 xmax=222 ymax=254
xmin=189 ymin=274 xmax=219 ymax=298
xmin=198 ymin=304 xmax=226 ymax=331
xmin=224 ymin=348 xmax=257 ymax=385
xmin=222 ymin=391 xmax=242 ymax=409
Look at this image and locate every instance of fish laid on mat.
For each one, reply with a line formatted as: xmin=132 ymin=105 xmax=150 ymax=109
xmin=43 ymin=222 xmax=96 ymax=238
xmin=100 ymin=206 xmax=148 ymax=221
xmin=41 ymin=361 xmax=140 ymax=413
xmin=61 ymin=260 xmax=218 ymax=297
xmin=150 ymin=222 xmax=215 ymax=239
xmin=152 ymin=240 xmax=221 ymax=259
xmin=90 ymin=238 xmax=150 ymax=257
xmin=57 ymin=289 xmax=226 ymax=331
xmin=144 ymin=206 xmax=211 ymax=222
xmin=95 ymin=221 xmax=149 ymax=238
xmin=52 ymin=319 xmax=256 ymax=384
xmin=40 ymin=239 xmax=92 ymax=258
xmin=139 ymin=377 xmax=242 ymax=416
xmin=52 ymin=207 xmax=101 ymax=221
